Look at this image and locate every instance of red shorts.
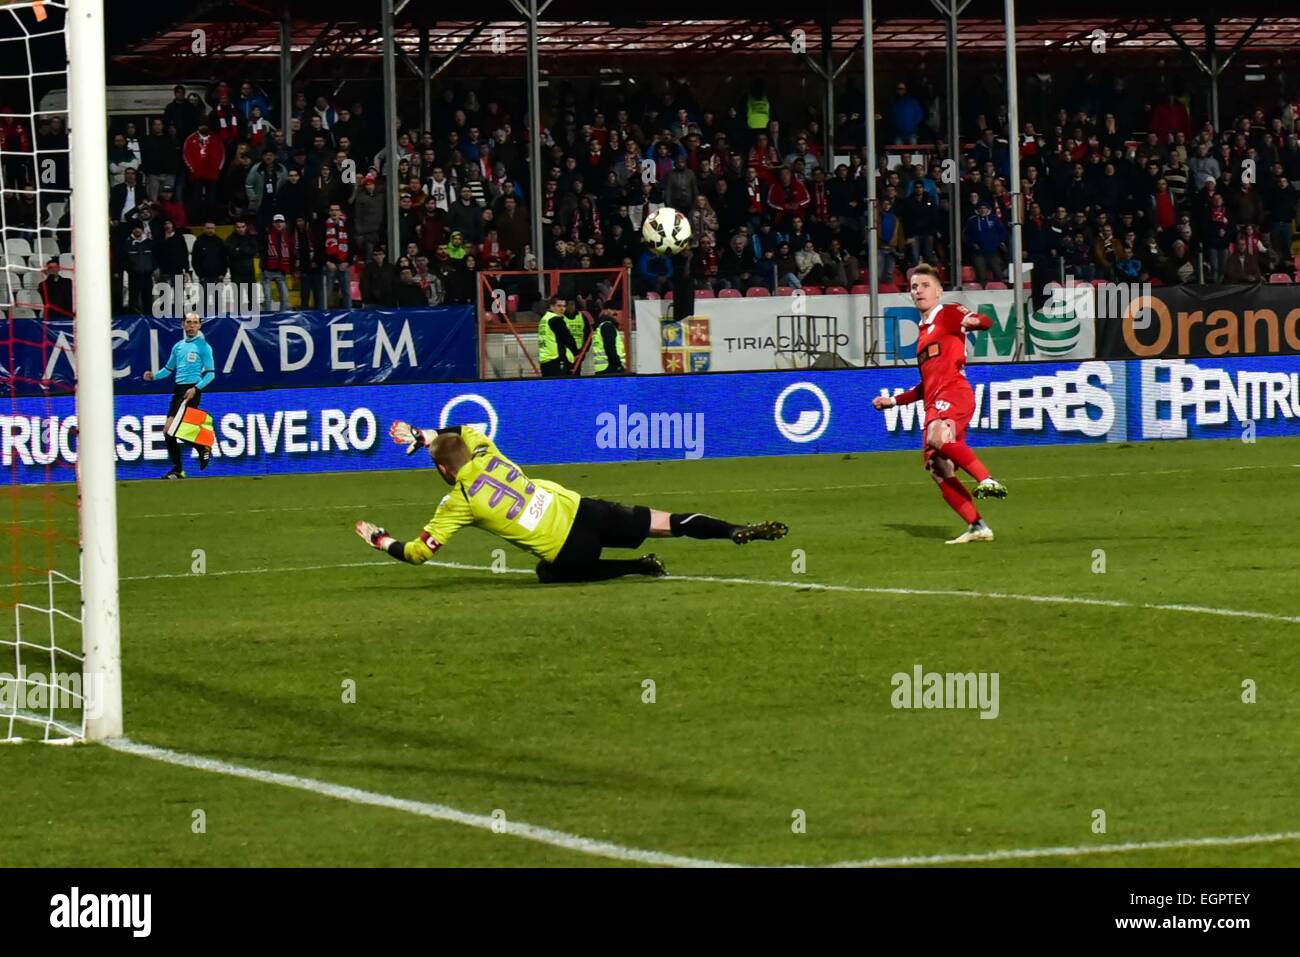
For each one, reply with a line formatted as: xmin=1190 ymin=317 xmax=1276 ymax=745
xmin=921 ymin=393 xmax=975 ymax=469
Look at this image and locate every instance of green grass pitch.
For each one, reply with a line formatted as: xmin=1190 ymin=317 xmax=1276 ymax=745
xmin=3 ymin=436 xmax=1299 ymax=867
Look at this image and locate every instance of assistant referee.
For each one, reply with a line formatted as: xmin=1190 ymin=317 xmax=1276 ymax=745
xmin=143 ymin=311 xmax=215 ymax=479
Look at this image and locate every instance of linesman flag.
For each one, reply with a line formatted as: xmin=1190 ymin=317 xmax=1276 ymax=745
xmin=167 ymin=406 xmax=216 ymax=447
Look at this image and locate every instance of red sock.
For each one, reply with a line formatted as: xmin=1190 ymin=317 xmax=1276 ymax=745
xmin=939 ymin=440 xmax=991 ymax=482
xmin=939 ymin=476 xmax=981 ymax=524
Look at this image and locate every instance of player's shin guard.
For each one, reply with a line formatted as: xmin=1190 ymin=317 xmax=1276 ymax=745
xmin=938 ymin=476 xmax=981 ymax=525
xmin=670 ymin=513 xmax=737 ymax=539
xmin=938 ymin=440 xmax=991 ymax=482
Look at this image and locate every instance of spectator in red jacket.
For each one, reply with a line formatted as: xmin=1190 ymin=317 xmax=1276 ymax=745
xmin=1150 ymin=93 xmax=1192 ymax=143
xmin=261 ymin=213 xmax=296 ymax=311
xmin=766 ymin=167 xmax=809 ymax=229
xmin=183 ymin=123 xmax=226 ymax=223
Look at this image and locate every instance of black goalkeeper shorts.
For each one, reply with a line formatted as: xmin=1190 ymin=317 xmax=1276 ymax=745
xmin=552 ymin=498 xmax=651 ymax=568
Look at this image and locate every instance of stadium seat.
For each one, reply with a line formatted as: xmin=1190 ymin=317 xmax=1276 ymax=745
xmin=695 ymin=288 xmax=714 ymax=298
xmin=349 ymin=280 xmax=361 ymax=301
xmin=58 ymin=254 xmax=74 ymax=269
xmin=645 ymin=291 xmax=660 ymax=300
xmin=961 ymin=265 xmax=976 ymax=283
xmin=1294 ymin=253 xmax=1300 ymax=274
xmin=801 ymin=285 xmax=822 ymax=295
xmin=718 ymin=288 xmax=742 ymax=298
xmin=962 ymin=282 xmax=983 ymax=291
xmin=985 ymin=281 xmax=1008 ymax=290
xmin=664 ymin=291 xmax=673 ymax=300
xmin=4 ymin=238 xmax=31 ymax=260
xmin=506 ymin=294 xmax=519 ymax=311
xmin=824 ymin=285 xmax=849 ymax=295
xmin=746 ymin=287 xmax=771 ymax=296
xmin=849 ymin=284 xmax=871 ymax=294
xmin=879 ymin=282 xmax=900 ymax=293
xmin=1269 ymin=273 xmax=1292 ymax=283
xmin=776 ymin=285 xmax=796 ymax=296
xmin=1090 ymin=279 xmax=1108 ymax=288
xmin=1149 ymin=278 xmax=1165 ymax=287
xmin=36 ymin=238 xmax=60 ymax=258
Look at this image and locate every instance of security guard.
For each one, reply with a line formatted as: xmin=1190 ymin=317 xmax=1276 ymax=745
xmin=537 ymin=294 xmax=580 ymax=377
xmin=564 ymin=306 xmax=590 ymax=372
xmin=591 ymin=306 xmax=627 ymax=375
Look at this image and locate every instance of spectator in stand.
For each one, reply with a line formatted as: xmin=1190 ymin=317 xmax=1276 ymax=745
xmin=901 ymin=179 xmax=938 ymax=267
xmin=890 ymin=82 xmax=925 ymax=145
xmin=1151 ymin=178 xmax=1176 ymax=231
xmin=140 ymin=118 xmax=179 ymax=200
xmin=294 ymin=215 xmax=321 ymax=310
xmin=444 ymin=254 xmax=476 ymax=304
xmin=163 ymin=85 xmax=198 ymax=141
xmin=38 ymin=260 xmax=73 ymax=319
xmin=361 ymin=245 xmax=398 ymax=307
xmin=225 ymin=217 xmax=259 ymax=303
xmin=1266 ymin=174 xmax=1297 ymax=268
xmin=124 ymin=224 xmax=155 ymax=314
xmin=1189 ymin=142 xmax=1221 ymax=191
xmin=246 ymin=148 xmax=287 ymax=231
xmin=1114 ymin=243 xmax=1142 ymax=282
xmin=878 ymin=197 xmax=906 ymax=282
xmin=1092 ymin=223 xmax=1121 ymax=278
xmin=190 ymin=221 xmax=227 ymax=309
xmin=156 ymin=219 xmax=190 ymax=290
xmin=208 ymin=83 xmax=243 ymax=153
xmin=964 ymin=199 xmax=1008 ymax=284
xmin=261 ymin=213 xmax=295 ymax=311
xmin=1224 ymin=233 xmax=1264 ymax=283
xmin=767 ymin=167 xmax=809 ymax=230
xmin=183 ymin=122 xmax=226 ymax=223
xmin=321 ymin=202 xmax=353 ymax=308
xmin=718 ymin=230 xmax=757 ymax=292
xmin=108 ymin=132 xmax=140 ymax=186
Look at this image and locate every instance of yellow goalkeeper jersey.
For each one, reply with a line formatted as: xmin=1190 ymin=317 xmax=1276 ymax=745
xmin=404 ymin=425 xmax=581 ymax=564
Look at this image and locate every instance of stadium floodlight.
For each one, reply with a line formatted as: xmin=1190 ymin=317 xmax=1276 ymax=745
xmin=0 ymin=0 xmax=121 ymax=742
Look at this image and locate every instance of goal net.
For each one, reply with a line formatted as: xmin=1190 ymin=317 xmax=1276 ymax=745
xmin=0 ymin=0 xmax=120 ymax=742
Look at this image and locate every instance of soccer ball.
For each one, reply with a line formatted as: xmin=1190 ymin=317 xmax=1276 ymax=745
xmin=642 ymin=207 xmax=692 ymax=256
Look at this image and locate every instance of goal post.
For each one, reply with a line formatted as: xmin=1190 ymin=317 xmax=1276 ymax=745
xmin=67 ymin=0 xmax=122 ymax=739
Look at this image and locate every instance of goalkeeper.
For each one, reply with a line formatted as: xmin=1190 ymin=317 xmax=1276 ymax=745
xmin=357 ymin=421 xmax=787 ymax=582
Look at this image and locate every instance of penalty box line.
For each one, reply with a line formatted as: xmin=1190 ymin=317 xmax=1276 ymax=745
xmin=100 ymin=737 xmax=1300 ymax=868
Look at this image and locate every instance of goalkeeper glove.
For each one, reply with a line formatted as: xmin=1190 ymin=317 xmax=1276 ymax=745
xmin=356 ymin=520 xmax=394 ymax=551
xmin=390 ymin=420 xmax=432 ymax=456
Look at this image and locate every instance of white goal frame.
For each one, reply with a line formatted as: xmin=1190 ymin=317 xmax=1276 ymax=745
xmin=67 ymin=0 xmax=122 ymax=739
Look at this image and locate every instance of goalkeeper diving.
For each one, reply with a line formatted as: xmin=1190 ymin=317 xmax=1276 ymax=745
xmin=356 ymin=421 xmax=788 ymax=582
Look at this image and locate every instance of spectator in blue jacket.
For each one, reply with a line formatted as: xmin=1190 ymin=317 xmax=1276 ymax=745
xmin=636 ymin=248 xmax=673 ymax=296
xmin=964 ymin=199 xmax=1009 ymax=284
xmin=890 ymin=83 xmax=925 ymax=145
xmin=236 ymin=81 xmax=272 ymax=123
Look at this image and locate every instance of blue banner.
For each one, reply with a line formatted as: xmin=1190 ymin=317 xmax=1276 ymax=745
xmin=1 ymin=306 xmax=478 ymax=395
xmin=2 ymin=356 xmax=1297 ymax=483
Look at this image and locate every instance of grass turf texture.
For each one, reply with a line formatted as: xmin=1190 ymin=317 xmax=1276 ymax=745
xmin=2 ymin=437 xmax=1298 ymax=867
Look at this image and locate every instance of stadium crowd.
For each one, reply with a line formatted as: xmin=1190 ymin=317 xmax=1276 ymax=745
xmin=6 ymin=68 xmax=1300 ymax=316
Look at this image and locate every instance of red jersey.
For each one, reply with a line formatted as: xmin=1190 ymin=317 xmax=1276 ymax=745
xmin=896 ymin=303 xmax=991 ymax=414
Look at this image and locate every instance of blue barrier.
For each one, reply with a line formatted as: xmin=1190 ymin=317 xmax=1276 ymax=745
xmin=2 ymin=356 xmax=1297 ymax=483
xmin=2 ymin=306 xmax=478 ymax=394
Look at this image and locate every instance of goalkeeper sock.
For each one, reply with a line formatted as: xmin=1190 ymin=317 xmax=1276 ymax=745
xmin=670 ymin=513 xmax=737 ymax=539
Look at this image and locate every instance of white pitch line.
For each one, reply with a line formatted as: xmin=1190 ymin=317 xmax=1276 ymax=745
xmin=5 ymin=556 xmax=1297 ymax=626
xmin=101 ymin=738 xmax=1300 ymax=868
xmin=832 ymin=830 xmax=1300 ymax=867
xmin=102 ymin=737 xmax=735 ymax=868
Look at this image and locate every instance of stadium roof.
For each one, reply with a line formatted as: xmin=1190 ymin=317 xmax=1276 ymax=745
xmin=106 ymin=1 xmax=1300 ymax=79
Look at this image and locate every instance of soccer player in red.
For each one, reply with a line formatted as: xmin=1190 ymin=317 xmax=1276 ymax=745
xmin=872 ymin=263 xmax=1008 ymax=543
